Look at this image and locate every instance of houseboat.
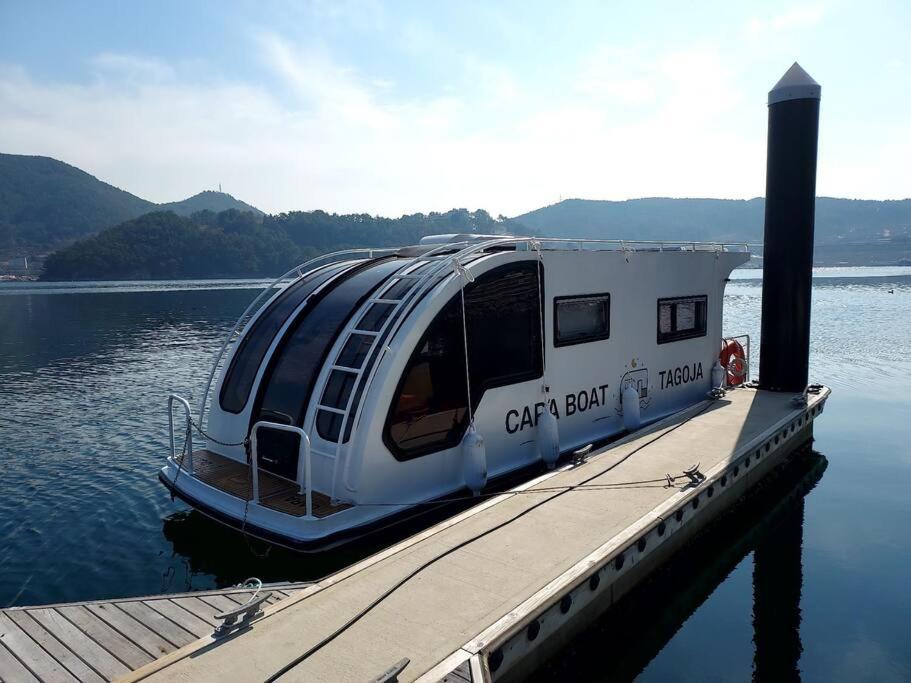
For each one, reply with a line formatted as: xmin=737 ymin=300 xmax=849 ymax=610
xmin=160 ymin=235 xmax=750 ymax=550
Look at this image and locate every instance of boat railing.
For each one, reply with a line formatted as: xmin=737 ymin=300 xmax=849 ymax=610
xmin=250 ymin=421 xmax=313 ymax=518
xmin=168 ymin=394 xmax=194 ymax=474
xmin=190 ymin=234 xmax=754 ymax=501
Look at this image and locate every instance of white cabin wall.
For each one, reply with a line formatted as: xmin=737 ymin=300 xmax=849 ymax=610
xmin=334 ymin=249 xmax=747 ymax=505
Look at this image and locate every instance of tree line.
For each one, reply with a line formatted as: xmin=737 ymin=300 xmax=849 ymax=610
xmin=41 ymin=208 xmax=520 ymax=280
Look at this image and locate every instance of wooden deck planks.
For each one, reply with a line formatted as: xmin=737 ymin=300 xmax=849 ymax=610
xmin=0 ymin=612 xmax=79 ymax=683
xmin=144 ymin=601 xmax=211 ymax=639
xmin=56 ymin=606 xmax=153 ymax=671
xmin=0 ymin=582 xmax=307 ymax=682
xmin=219 ymin=592 xmax=251 ymax=605
xmin=0 ymin=639 xmax=39 ymax=683
xmin=27 ymin=609 xmax=129 ymax=681
xmin=170 ymin=597 xmax=219 ymax=626
xmin=85 ymin=604 xmax=173 ymax=659
xmin=440 ymin=659 xmax=473 ymax=683
xmin=4 ymin=611 xmax=105 ymax=683
xmin=196 ymin=594 xmax=238 ymax=614
xmin=180 ymin=449 xmax=350 ymax=518
xmin=116 ymin=602 xmax=196 ymax=650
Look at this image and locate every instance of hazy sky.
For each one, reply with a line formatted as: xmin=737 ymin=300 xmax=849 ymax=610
xmin=1 ymin=1 xmax=908 ymax=216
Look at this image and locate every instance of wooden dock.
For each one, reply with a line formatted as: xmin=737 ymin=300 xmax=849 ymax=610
xmin=0 ymin=582 xmax=308 ymax=682
xmin=1 ymin=386 xmax=829 ymax=682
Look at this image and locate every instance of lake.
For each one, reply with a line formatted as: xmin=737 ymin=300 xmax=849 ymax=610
xmin=1 ymin=267 xmax=909 ymax=681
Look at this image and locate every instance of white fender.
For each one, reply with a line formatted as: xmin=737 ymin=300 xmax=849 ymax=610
xmin=711 ymin=360 xmax=726 ymax=389
xmin=622 ymin=384 xmax=641 ymax=432
xmin=537 ymin=405 xmax=560 ymax=470
xmin=461 ymin=424 xmax=487 ymax=495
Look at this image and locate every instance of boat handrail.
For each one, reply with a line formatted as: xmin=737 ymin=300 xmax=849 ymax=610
xmin=198 ymin=235 xmax=753 ymax=496
xmin=249 ymin=421 xmax=313 ymax=518
xmin=167 ymin=394 xmax=194 ymax=474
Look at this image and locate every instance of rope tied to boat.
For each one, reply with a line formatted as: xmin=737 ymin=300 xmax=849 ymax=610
xmin=530 ymin=239 xmax=549 ymax=397
xmin=264 ymin=399 xmax=717 ymax=682
xmin=452 ymin=256 xmax=476 ymax=426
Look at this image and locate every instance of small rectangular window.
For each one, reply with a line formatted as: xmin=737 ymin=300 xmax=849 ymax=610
xmin=657 ymin=295 xmax=707 ymax=344
xmin=357 ymin=302 xmax=394 ymax=331
xmin=554 ymin=294 xmax=610 ymax=347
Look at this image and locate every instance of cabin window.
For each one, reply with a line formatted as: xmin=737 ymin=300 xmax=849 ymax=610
xmin=657 ymin=295 xmax=707 ymax=344
xmin=385 ymin=261 xmax=543 ymax=460
xmin=385 ymin=296 xmax=469 ymax=457
xmin=554 ymin=294 xmax=610 ymax=346
xmin=218 ymin=263 xmax=347 ymax=414
xmin=253 ymin=257 xmax=402 ymax=426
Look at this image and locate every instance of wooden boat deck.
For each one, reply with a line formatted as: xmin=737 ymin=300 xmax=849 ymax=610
xmin=177 ymin=449 xmax=350 ymax=518
xmin=0 ymin=582 xmax=308 ymax=682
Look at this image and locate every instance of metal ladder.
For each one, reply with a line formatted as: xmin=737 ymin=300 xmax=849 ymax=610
xmin=316 ymin=260 xmax=452 ymax=502
xmin=195 ymin=247 xmax=402 ymax=427
xmin=316 ymin=238 xmax=525 ymax=502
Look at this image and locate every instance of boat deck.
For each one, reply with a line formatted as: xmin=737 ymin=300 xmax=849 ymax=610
xmin=0 ymin=582 xmax=308 ymax=682
xmin=177 ymin=449 xmax=350 ymax=518
xmin=124 ymin=386 xmax=828 ymax=682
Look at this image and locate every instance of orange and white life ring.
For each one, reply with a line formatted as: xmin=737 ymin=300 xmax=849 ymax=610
xmin=720 ymin=339 xmax=746 ymax=386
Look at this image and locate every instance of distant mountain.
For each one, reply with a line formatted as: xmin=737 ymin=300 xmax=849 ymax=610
xmin=512 ymin=197 xmax=911 ymax=245
xmin=0 ymin=154 xmax=154 ymax=253
xmin=159 ymin=190 xmax=263 ymax=217
xmin=0 ymin=153 xmax=262 ymax=255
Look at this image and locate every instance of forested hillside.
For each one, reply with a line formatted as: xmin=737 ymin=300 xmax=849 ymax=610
xmin=515 ymin=197 xmax=911 ymax=244
xmin=0 ymin=153 xmax=262 ymax=255
xmin=0 ymin=154 xmax=153 ymax=252
xmin=41 ymin=208 xmax=510 ymax=280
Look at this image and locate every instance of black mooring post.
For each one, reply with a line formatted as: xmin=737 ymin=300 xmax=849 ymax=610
xmin=759 ymin=63 xmax=821 ymax=392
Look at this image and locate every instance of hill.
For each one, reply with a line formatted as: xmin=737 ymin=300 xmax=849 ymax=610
xmin=513 ymin=197 xmax=911 ymax=245
xmin=0 ymin=154 xmax=154 ymax=253
xmin=159 ymin=190 xmax=263 ymax=217
xmin=40 ymin=208 xmax=508 ymax=280
xmin=0 ymin=153 xmax=262 ymax=255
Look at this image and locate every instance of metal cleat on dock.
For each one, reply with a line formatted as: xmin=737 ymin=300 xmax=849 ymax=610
xmin=571 ymin=443 xmax=594 ymax=467
xmin=213 ymin=590 xmax=273 ymax=637
xmin=368 ymin=657 xmax=410 ymax=683
xmin=682 ymin=463 xmax=705 ymax=486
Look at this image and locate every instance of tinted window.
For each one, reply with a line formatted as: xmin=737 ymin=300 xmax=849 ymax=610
xmin=385 ymin=296 xmax=468 ymax=457
xmin=657 ymin=295 xmax=707 ymax=344
xmin=251 ymin=258 xmax=402 ymax=428
xmin=219 ymin=263 xmax=347 ymax=413
xmin=554 ymin=293 xmax=610 ymax=347
xmin=464 ymin=261 xmax=543 ymax=391
xmin=336 ymin=333 xmax=374 ymax=369
xmin=386 ymin=260 xmax=543 ymax=459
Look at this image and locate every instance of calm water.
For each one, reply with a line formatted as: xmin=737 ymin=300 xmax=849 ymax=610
xmin=1 ymin=268 xmax=910 ymax=681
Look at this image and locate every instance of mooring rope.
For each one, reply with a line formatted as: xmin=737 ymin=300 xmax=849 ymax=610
xmin=530 ymin=239 xmax=549 ymax=398
xmin=263 ymin=399 xmax=716 ymax=682
xmin=452 ymin=256 xmax=476 ymax=427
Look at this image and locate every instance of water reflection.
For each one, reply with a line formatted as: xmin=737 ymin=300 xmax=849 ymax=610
xmin=531 ymin=448 xmax=826 ymax=682
xmin=753 ymin=494 xmax=804 ymax=682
